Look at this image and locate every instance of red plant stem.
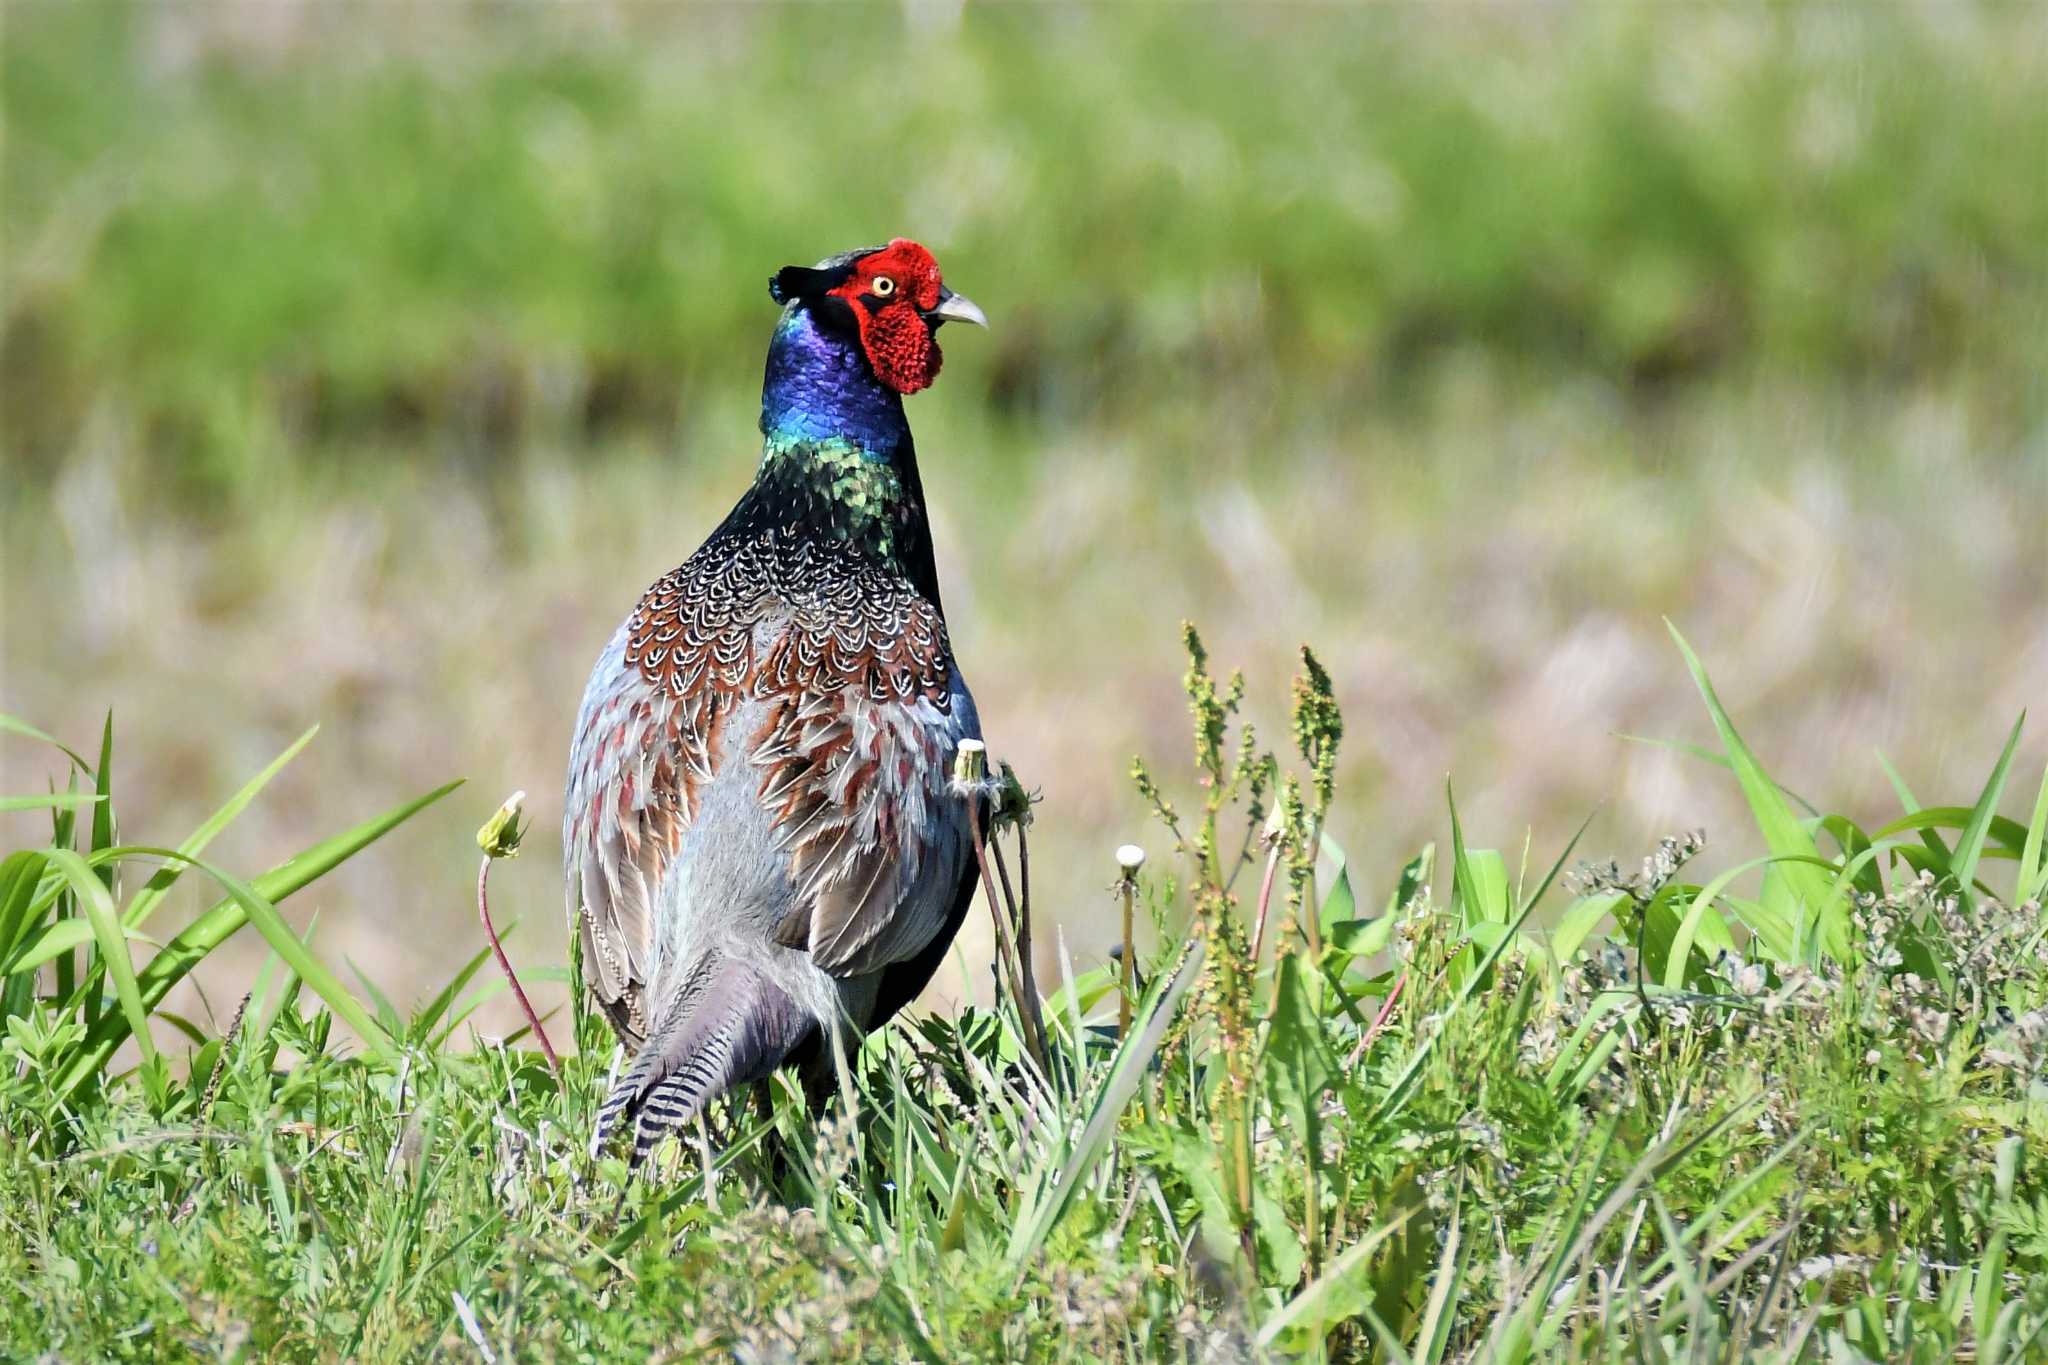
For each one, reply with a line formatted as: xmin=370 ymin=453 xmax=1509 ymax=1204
xmin=1345 ymin=969 xmax=1407 ymax=1069
xmin=478 ymin=856 xmax=560 ymax=1077
xmin=1247 ymin=840 xmax=1285 ymax=966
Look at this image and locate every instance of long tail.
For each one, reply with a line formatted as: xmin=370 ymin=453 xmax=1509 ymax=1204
xmin=591 ymin=948 xmax=815 ymax=1166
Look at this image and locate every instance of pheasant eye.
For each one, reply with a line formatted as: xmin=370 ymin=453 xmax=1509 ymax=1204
xmin=871 ymin=276 xmax=896 ymax=297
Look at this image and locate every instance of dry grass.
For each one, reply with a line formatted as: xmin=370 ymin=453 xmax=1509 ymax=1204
xmin=5 ymin=380 xmax=2041 ymax=1038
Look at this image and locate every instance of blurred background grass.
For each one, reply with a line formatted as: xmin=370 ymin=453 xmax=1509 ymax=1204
xmin=4 ymin=2 xmax=2044 ymax=1034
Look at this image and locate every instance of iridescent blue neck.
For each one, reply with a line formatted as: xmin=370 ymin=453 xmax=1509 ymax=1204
xmin=744 ymin=303 xmax=938 ymax=598
xmin=758 ymin=304 xmax=910 ymax=463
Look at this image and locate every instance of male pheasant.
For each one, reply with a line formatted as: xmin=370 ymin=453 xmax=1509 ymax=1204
xmin=564 ymin=240 xmax=988 ymax=1164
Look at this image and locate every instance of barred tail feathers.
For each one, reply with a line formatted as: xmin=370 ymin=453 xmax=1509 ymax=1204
xmin=591 ymin=948 xmax=814 ymax=1165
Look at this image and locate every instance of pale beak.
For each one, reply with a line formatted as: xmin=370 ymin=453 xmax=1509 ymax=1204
xmin=925 ymin=287 xmax=988 ymax=329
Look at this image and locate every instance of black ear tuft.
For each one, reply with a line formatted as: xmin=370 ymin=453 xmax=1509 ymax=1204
xmin=770 ymin=263 xmax=854 ymax=306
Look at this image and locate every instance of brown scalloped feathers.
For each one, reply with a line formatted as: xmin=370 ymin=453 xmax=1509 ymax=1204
xmin=568 ymin=520 xmax=956 ymax=1045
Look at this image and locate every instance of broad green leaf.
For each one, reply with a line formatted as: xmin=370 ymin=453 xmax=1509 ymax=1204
xmin=1551 ymin=894 xmax=1621 ymax=966
xmin=1252 ymin=1185 xmax=1305 ymax=1289
xmin=1319 ymin=831 xmax=1357 ymax=933
xmin=1368 ymin=1172 xmax=1437 ymax=1349
xmin=1447 ymin=786 xmax=1510 ymax=930
xmin=1384 ymin=844 xmax=1433 ymax=918
xmin=1722 ymin=893 xmax=1795 ymax=963
xmin=1263 ymin=954 xmax=1336 ymax=1145
xmin=1151 ymin=1124 xmax=1245 ymax=1268
xmin=1664 ymin=856 xmax=1775 ymax=991
xmin=1864 ymin=807 xmax=2031 ymax=857
xmin=1819 ymin=815 xmax=1885 ymax=898
xmin=1043 ymin=963 xmax=1117 ymax=1024
xmin=1461 ymin=850 xmax=1510 ymax=928
xmin=1326 ymin=915 xmax=1395 ymax=962
xmin=1255 ymin=1207 xmax=1417 ymax=1350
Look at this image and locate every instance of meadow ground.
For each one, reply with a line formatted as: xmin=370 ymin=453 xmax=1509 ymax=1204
xmin=4 ymin=635 xmax=2048 ymax=1359
xmin=3 ymin=3 xmax=2047 ymax=1358
xmin=6 ymin=1 xmax=2044 ymax=1034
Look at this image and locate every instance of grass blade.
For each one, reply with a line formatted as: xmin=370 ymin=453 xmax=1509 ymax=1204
xmin=1616 ymin=733 xmax=1821 ymax=815
xmin=43 ymin=849 xmax=154 ymax=1066
xmin=1005 ymin=939 xmax=1205 ymax=1279
xmin=1667 ymin=622 xmax=1842 ymax=961
xmin=1948 ymin=712 xmax=2024 ymax=908
xmin=4 ymin=919 xmax=111 ymax=976
xmin=1413 ymin=1193 xmax=1465 ymax=1364
xmin=0 ymin=850 xmax=51 ymax=965
xmin=90 ymin=712 xmax=115 ymax=887
xmin=123 ymin=725 xmax=318 ymax=931
xmin=1370 ymin=809 xmax=1592 ymax=1128
xmin=0 ymin=713 xmax=95 ymax=774
xmin=0 ymin=794 xmax=106 ymax=812
xmin=201 ymin=861 xmax=397 ymax=1063
xmin=2018 ymin=762 xmax=2048 ymax=906
xmin=1878 ymin=750 xmax=1954 ymax=868
xmin=54 ymin=779 xmax=460 ymax=1099
xmin=411 ymin=944 xmax=495 ymax=1042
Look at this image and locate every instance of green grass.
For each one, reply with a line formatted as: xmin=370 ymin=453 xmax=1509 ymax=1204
xmin=5 ymin=633 xmax=2047 ymax=1361
xmin=5 ymin=8 xmax=2047 ymax=1357
xmin=6 ymin=4 xmax=2046 ymax=490
xmin=5 ymin=1 xmax=2044 ymax=1033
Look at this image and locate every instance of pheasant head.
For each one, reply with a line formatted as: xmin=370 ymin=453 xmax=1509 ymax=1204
xmin=768 ymin=239 xmax=986 ymax=395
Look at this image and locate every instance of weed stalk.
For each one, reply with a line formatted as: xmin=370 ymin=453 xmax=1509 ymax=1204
xmin=476 ymin=792 xmax=558 ymax=1078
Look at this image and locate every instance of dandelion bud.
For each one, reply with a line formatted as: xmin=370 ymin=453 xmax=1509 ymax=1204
xmin=478 ymin=790 xmax=528 ymax=860
xmin=949 ymin=739 xmax=990 ymax=801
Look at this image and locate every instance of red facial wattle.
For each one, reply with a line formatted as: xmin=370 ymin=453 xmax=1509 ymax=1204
xmin=829 ymin=239 xmax=948 ymax=395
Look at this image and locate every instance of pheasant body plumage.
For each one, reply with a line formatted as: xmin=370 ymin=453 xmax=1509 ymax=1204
xmin=564 ymin=241 xmax=987 ymax=1163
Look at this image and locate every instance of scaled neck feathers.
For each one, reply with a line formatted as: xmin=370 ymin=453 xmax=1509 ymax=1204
xmin=748 ymin=304 xmax=940 ymax=601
